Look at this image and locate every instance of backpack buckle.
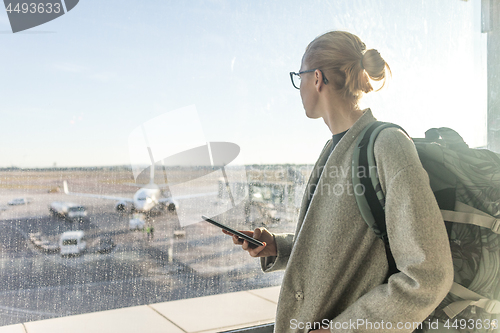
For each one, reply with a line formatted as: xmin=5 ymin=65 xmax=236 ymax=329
xmin=492 ymin=220 xmax=500 ymax=234
xmin=484 ymin=300 xmax=500 ymax=314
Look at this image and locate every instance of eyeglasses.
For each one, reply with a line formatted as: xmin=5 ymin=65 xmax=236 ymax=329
xmin=289 ymin=69 xmax=328 ymax=89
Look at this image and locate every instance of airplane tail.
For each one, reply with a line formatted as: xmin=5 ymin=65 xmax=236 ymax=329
xmin=63 ymin=181 xmax=69 ymax=194
xmin=147 ymin=147 xmax=155 ymax=185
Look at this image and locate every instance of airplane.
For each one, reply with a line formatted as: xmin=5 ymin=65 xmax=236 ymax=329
xmin=63 ymin=151 xmax=218 ymax=215
xmin=63 ymin=178 xmax=217 ymax=215
xmin=64 ymin=179 xmax=171 ymax=214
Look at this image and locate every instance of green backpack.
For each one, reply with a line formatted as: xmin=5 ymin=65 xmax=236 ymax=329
xmin=352 ymin=122 xmax=500 ymax=332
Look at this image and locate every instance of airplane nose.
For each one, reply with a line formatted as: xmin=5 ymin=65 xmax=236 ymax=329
xmin=135 ymin=203 xmax=146 ymax=211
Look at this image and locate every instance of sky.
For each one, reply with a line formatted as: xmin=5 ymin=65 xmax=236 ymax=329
xmin=0 ymin=0 xmax=487 ymax=168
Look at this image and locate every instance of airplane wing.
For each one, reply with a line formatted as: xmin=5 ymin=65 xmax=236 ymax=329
xmin=158 ymin=191 xmax=218 ymax=202
xmin=63 ymin=181 xmax=134 ymax=203
xmin=125 ymin=182 xmax=178 ymax=189
xmin=123 ymin=183 xmax=146 ymax=188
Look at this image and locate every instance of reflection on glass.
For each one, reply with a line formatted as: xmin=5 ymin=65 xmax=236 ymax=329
xmin=0 ymin=0 xmax=488 ymax=327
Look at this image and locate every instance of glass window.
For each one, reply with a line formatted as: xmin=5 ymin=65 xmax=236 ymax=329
xmin=62 ymin=239 xmax=78 ymax=246
xmin=0 ymin=0 xmax=487 ymax=327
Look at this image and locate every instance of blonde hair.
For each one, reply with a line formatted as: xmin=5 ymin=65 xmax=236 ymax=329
xmin=304 ymin=31 xmax=390 ymax=106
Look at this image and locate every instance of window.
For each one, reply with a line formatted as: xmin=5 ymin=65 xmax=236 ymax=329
xmin=0 ymin=0 xmax=489 ymax=327
xmin=62 ymin=239 xmax=78 ymax=246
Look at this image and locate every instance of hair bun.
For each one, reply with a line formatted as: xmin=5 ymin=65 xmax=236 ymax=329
xmin=362 ymin=49 xmax=387 ymax=82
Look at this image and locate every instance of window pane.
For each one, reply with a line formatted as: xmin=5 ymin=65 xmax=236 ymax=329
xmin=0 ymin=0 xmax=487 ymax=327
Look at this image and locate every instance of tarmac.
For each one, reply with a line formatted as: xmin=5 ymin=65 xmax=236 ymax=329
xmin=0 ymin=187 xmax=295 ymax=330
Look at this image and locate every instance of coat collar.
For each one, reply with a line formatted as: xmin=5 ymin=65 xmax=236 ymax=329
xmin=324 ymin=108 xmax=377 ymax=166
xmin=296 ymin=108 xmax=378 ymax=225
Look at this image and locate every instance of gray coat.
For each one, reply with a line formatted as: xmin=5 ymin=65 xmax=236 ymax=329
xmin=261 ymin=109 xmax=454 ymax=332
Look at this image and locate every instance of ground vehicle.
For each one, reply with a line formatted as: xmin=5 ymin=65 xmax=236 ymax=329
xmin=49 ymin=202 xmax=87 ymax=220
xmin=59 ymin=231 xmax=86 ymax=256
xmin=8 ymin=197 xmax=32 ymax=205
xmin=96 ymin=236 xmax=115 ymax=254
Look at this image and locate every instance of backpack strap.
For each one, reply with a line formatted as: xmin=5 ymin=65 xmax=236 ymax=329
xmin=444 ymin=282 xmax=500 ymax=318
xmin=352 ymin=121 xmax=387 ymax=240
xmin=440 ymin=201 xmax=500 ymax=233
xmin=352 ymin=121 xmax=409 ymax=281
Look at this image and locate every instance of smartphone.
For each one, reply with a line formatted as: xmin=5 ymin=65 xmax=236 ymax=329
xmin=202 ymin=215 xmax=264 ymax=248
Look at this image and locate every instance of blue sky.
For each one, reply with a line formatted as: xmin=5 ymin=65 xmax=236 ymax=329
xmin=0 ymin=0 xmax=487 ymax=167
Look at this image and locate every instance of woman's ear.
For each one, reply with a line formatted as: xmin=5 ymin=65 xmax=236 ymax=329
xmin=314 ymin=70 xmax=324 ymax=92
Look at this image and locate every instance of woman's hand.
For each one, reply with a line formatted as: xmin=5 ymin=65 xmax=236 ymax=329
xmin=222 ymin=227 xmax=277 ymax=257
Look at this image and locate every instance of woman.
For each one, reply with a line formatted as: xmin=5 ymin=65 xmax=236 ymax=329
xmin=224 ymin=31 xmax=454 ymax=333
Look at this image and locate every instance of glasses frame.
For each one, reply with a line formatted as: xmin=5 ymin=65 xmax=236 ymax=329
xmin=289 ymin=69 xmax=328 ymax=89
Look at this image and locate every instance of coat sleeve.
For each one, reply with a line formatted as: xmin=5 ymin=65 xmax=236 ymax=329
xmin=260 ymin=233 xmax=295 ymax=272
xmin=329 ymin=128 xmax=454 ymax=332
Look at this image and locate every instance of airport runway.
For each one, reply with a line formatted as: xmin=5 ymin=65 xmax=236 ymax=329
xmin=0 ymin=185 xmax=291 ymax=327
